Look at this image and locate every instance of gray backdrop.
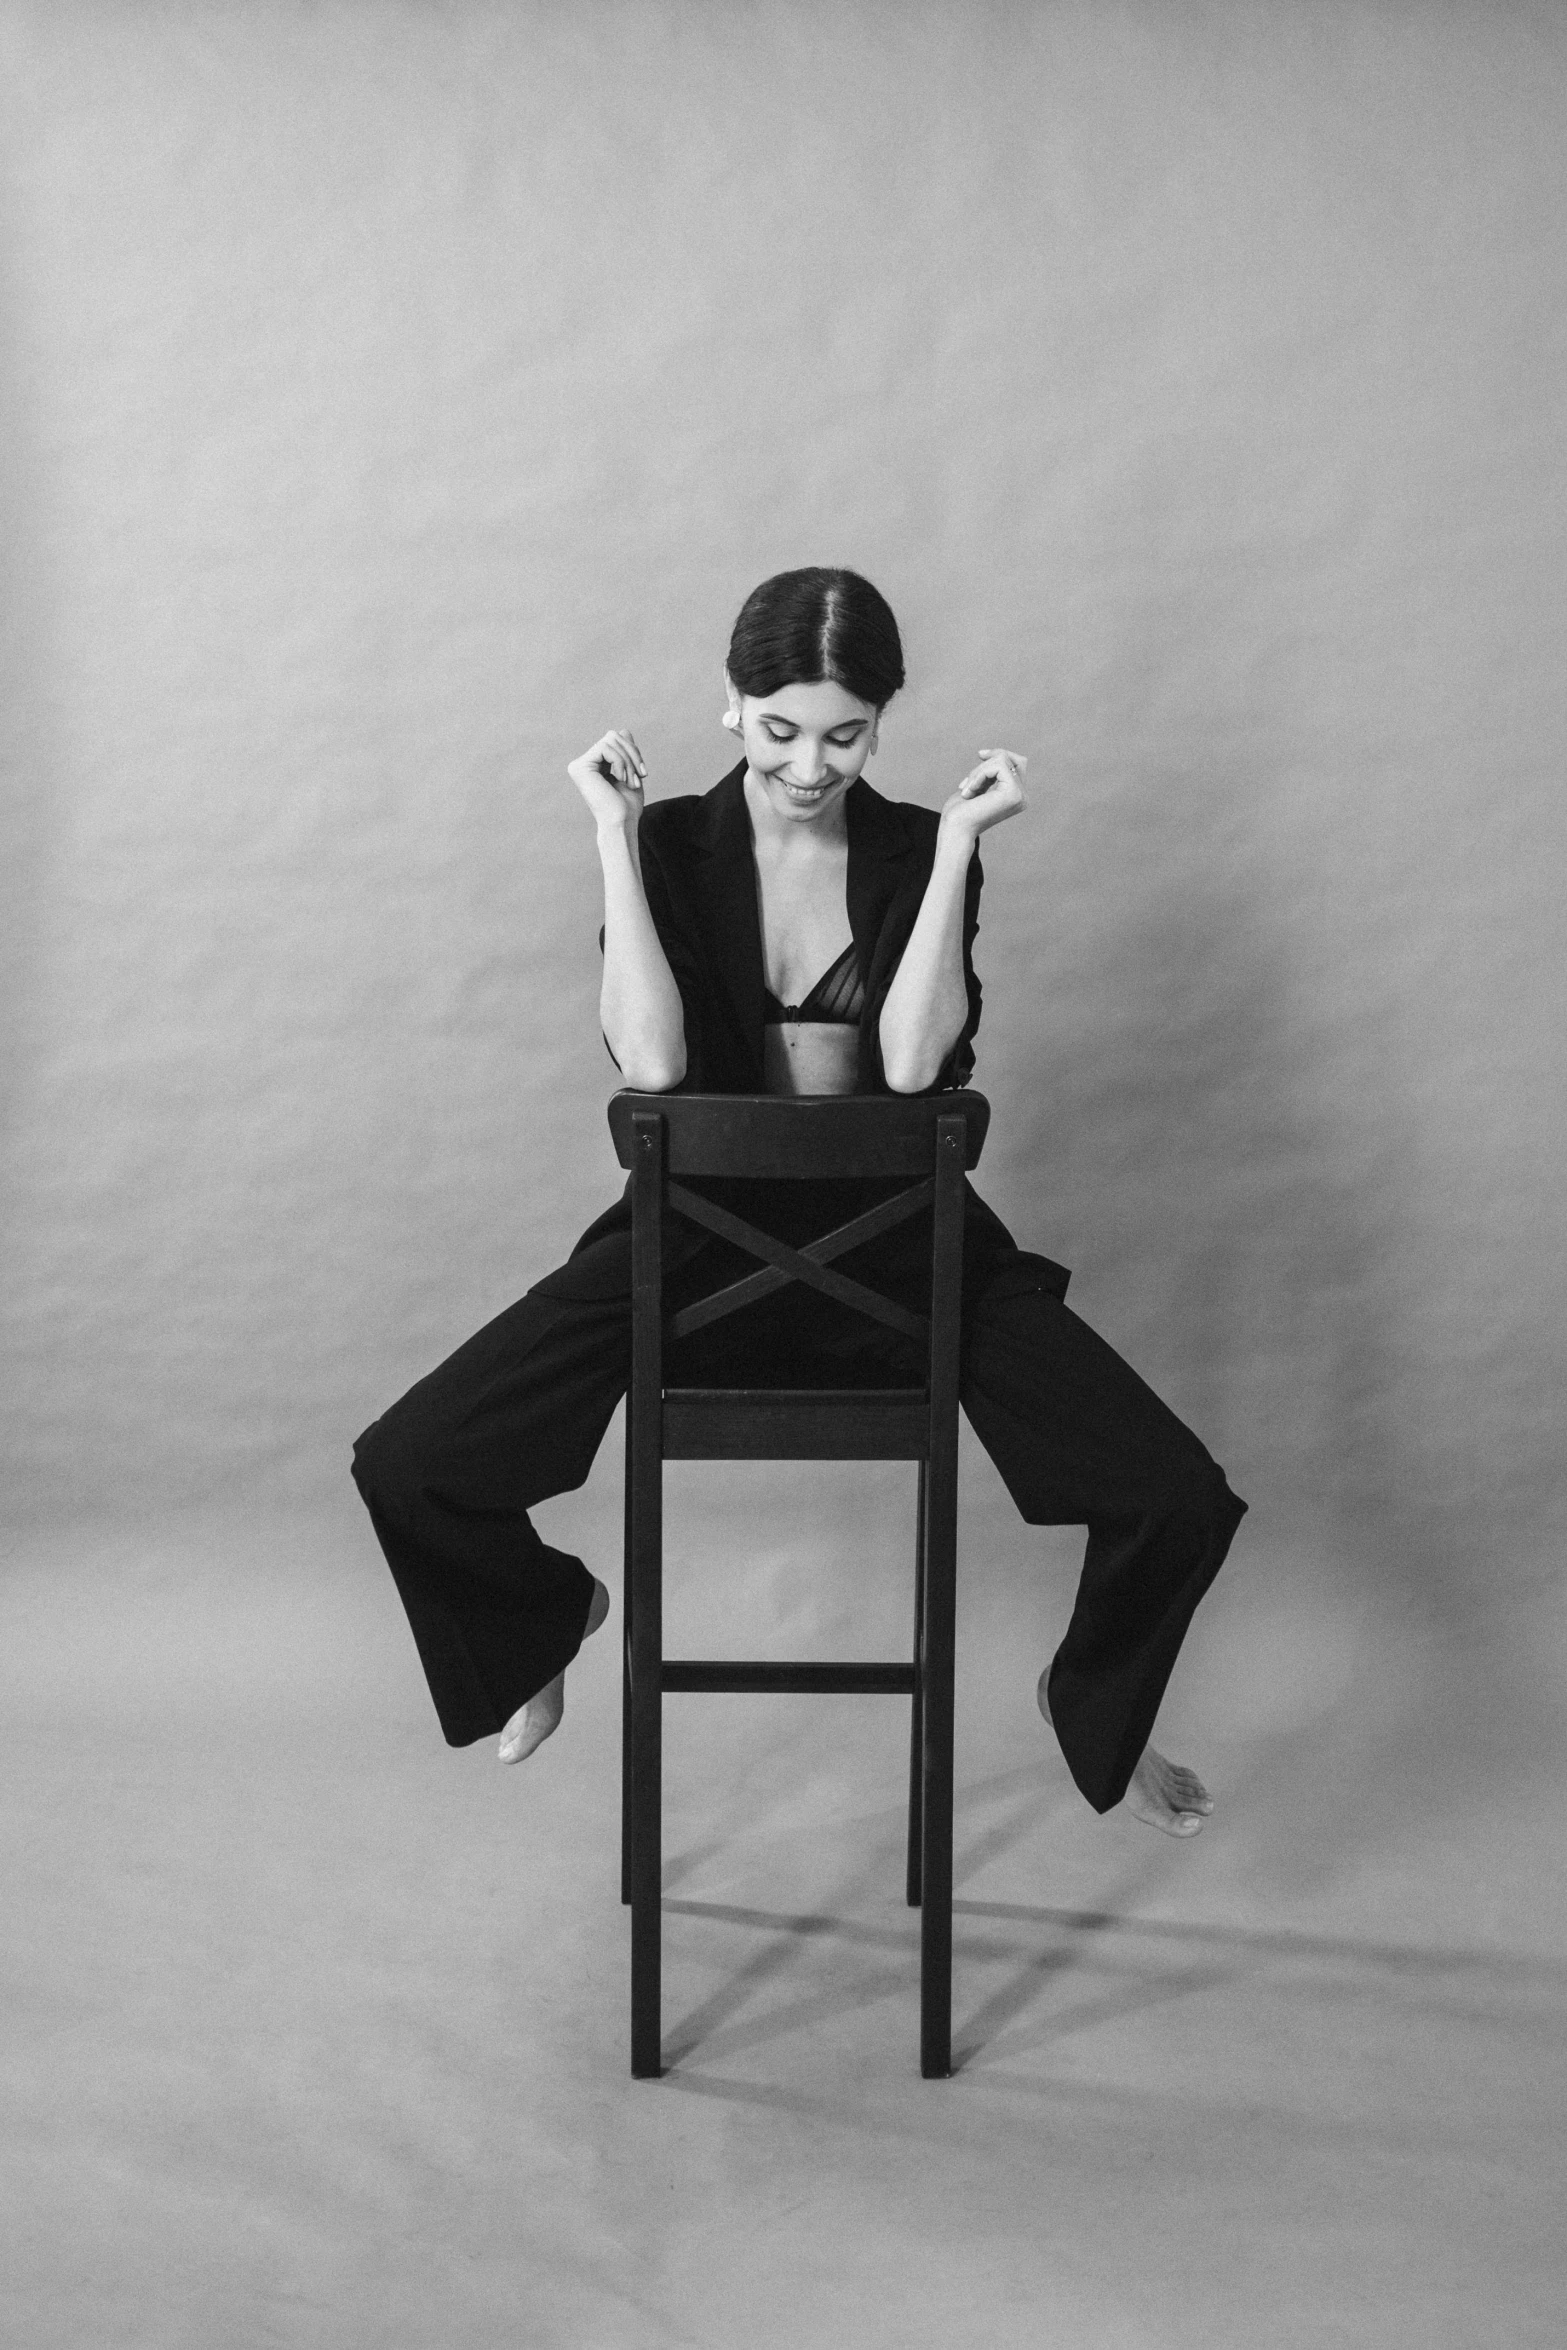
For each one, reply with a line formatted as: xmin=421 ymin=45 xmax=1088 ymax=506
xmin=2 ymin=1 xmax=1562 ymax=1630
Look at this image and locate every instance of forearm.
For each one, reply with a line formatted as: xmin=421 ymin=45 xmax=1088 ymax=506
xmin=598 ymin=821 xmax=687 ymax=1090
xmin=878 ymin=821 xmax=974 ymax=1093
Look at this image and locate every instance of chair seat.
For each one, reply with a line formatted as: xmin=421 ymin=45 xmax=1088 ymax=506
xmin=660 ymin=1386 xmax=931 ymax=1459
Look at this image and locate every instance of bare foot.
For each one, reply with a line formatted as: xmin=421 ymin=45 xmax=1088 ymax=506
xmin=1036 ymin=1667 xmax=1214 ymax=1838
xmin=1123 ymin=1744 xmax=1213 ymax=1838
xmin=497 ymin=1578 xmax=610 ymax=1765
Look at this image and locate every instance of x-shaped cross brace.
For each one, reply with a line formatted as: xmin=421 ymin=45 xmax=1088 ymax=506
xmin=667 ymin=1177 xmax=936 ymax=1346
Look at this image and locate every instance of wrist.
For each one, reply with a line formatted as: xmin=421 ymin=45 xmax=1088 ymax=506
xmin=597 ymin=813 xmax=639 ymax=852
xmin=934 ymin=812 xmax=977 ymax=865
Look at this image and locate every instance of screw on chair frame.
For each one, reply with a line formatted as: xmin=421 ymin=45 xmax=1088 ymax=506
xmin=608 ymin=1089 xmax=989 ymax=2080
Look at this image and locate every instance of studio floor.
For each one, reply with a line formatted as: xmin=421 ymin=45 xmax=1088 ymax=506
xmin=4 ymin=1442 xmax=1564 ymax=2348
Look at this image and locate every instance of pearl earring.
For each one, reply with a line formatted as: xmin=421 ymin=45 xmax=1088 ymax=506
xmin=721 ymin=709 xmax=741 ymax=730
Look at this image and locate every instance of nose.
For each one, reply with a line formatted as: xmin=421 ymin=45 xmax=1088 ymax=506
xmin=789 ymin=739 xmax=828 ymax=786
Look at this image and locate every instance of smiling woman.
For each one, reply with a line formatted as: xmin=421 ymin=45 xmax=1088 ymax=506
xmin=717 ymin=577 xmax=899 ymax=1093
xmin=726 ymin=668 xmax=876 ymax=1099
xmin=350 ymin=567 xmax=1247 ymax=1841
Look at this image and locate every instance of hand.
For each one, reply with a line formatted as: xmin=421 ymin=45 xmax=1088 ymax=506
xmin=939 ymin=747 xmax=1027 ymax=844
xmin=568 ymin=729 xmax=647 ymax=833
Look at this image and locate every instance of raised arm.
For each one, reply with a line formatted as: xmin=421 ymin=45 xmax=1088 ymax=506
xmin=878 ymin=748 xmax=1026 ymax=1094
xmin=568 ymin=729 xmax=687 ymax=1092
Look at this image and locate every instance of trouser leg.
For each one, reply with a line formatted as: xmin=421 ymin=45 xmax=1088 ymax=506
xmin=960 ymin=1281 xmax=1247 ymax=1814
xmin=351 ymin=1283 xmax=630 ymax=1745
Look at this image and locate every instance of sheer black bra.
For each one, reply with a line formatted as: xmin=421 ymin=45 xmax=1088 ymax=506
xmin=762 ymin=940 xmax=865 ymax=1026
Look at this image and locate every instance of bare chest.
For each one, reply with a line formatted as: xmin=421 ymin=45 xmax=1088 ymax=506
xmin=752 ymin=841 xmax=853 ymax=1005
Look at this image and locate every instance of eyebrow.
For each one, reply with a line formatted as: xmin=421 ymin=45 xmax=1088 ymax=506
xmin=759 ymin=715 xmax=866 ymax=732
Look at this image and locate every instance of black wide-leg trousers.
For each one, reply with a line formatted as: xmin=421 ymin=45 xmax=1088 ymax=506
xmin=352 ymin=1241 xmax=1246 ymax=1816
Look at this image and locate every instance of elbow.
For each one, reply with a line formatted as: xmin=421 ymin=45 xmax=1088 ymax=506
xmin=603 ymin=1006 xmax=687 ymax=1094
xmin=879 ymin=998 xmax=965 ymax=1097
xmin=879 ymin=1019 xmax=956 ymax=1096
xmin=619 ymin=1045 xmax=687 ymax=1094
xmin=880 ymin=1045 xmax=943 ymax=1096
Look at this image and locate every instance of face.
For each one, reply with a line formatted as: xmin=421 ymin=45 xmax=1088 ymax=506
xmin=730 ymin=677 xmax=879 ymax=825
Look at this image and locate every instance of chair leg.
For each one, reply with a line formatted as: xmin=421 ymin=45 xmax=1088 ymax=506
xmin=905 ymin=1460 xmax=927 ymax=1909
xmin=920 ymin=1456 xmax=956 ymax=2079
xmin=628 ymin=1411 xmax=663 ymax=2079
xmin=630 ymin=1701 xmax=661 ymax=2076
xmin=620 ymin=1415 xmax=634 ymax=1908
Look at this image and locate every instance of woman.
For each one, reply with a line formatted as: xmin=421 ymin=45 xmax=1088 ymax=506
xmin=352 ymin=569 xmax=1246 ymax=1834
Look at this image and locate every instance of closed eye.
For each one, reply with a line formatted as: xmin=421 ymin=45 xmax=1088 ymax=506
xmin=762 ymin=724 xmax=865 ymax=745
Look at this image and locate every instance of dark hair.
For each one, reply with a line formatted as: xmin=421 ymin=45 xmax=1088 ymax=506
xmin=726 ymin=567 xmax=906 ymax=710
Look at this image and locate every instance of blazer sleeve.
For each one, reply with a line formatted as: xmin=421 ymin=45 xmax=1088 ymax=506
xmin=596 ymin=809 xmax=714 ymax=1090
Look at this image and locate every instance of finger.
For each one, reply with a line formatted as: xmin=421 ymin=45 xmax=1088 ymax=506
xmin=610 ymin=729 xmax=648 ymax=779
xmin=604 ymin=733 xmax=645 ymax=787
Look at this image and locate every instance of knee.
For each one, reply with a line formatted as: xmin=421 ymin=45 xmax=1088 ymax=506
xmin=351 ymin=1404 xmax=434 ymax=1523
xmin=350 ymin=1415 xmax=390 ymax=1509
xmin=1157 ymin=1452 xmax=1246 ymax=1553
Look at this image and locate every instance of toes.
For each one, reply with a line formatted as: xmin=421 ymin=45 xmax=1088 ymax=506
xmin=498 ymin=1675 xmax=565 ymax=1763
xmin=498 ymin=1712 xmax=537 ymax=1763
xmin=1164 ymin=1759 xmax=1213 ymax=1811
xmin=1126 ymin=1774 xmax=1207 ymax=1836
xmin=1134 ymin=1801 xmax=1199 ymax=1837
xmin=499 ymin=1712 xmax=551 ymax=1764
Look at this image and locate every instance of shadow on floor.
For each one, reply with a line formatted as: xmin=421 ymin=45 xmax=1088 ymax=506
xmin=659 ymin=1888 xmax=1565 ymax=2075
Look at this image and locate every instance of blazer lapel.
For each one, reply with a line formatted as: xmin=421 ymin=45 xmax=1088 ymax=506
xmin=845 ymin=778 xmax=916 ymax=967
xmin=689 ymin=763 xmax=767 ymax=1081
xmin=846 ymin=781 xmax=925 ymax=1093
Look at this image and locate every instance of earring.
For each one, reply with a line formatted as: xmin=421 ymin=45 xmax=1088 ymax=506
xmin=721 ymin=709 xmax=741 ymax=730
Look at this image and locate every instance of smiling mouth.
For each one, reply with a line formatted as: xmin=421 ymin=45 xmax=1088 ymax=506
xmin=777 ymin=776 xmax=839 ymax=803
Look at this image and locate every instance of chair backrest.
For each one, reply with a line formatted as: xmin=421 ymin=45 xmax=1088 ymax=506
xmin=608 ymin=1090 xmax=989 ymax=1182
xmin=609 ymin=1093 xmax=990 ymax=1436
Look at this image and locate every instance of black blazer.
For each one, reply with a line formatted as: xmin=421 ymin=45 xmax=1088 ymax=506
xmin=636 ymin=761 xmax=982 ymax=1095
xmin=538 ymin=763 xmax=1070 ymax=1311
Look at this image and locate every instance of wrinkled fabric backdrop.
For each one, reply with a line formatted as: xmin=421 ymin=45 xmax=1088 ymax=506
xmin=1 ymin=1 xmax=1562 ymax=1654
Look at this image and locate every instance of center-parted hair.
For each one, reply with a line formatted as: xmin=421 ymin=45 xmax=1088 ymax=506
xmin=726 ymin=568 xmax=906 ymax=710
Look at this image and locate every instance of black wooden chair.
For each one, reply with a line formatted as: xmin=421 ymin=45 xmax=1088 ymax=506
xmin=607 ymin=1088 xmax=990 ymax=2079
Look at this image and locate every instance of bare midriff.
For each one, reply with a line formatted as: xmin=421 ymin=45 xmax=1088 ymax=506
xmin=762 ymin=1022 xmax=861 ymax=1097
